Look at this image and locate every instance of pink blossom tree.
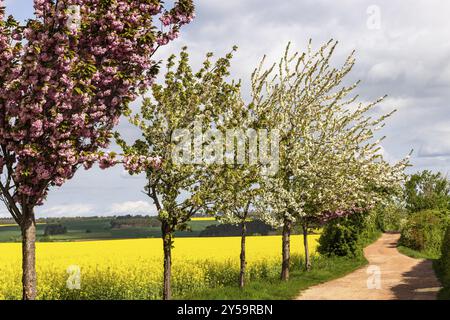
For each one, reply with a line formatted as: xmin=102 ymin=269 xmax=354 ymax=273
xmin=0 ymin=0 xmax=194 ymax=300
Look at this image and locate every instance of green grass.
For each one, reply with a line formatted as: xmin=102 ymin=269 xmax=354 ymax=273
xmin=179 ymin=255 xmax=368 ymax=300
xmin=433 ymin=258 xmax=450 ymax=300
xmin=433 ymin=278 xmax=450 ymax=300
xmin=397 ymin=245 xmax=440 ymax=260
xmin=437 ymin=286 xmax=450 ymax=300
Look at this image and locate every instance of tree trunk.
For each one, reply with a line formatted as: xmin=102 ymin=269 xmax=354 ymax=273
xmin=162 ymin=223 xmax=172 ymax=300
xmin=303 ymin=224 xmax=311 ymax=271
xmin=21 ymin=207 xmax=37 ymax=300
xmin=281 ymin=218 xmax=292 ymax=281
xmin=239 ymin=221 xmax=247 ymax=289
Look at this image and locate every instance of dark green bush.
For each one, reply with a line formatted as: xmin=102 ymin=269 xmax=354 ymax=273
xmin=399 ymin=209 xmax=447 ymax=256
xmin=318 ymin=211 xmax=380 ymax=257
xmin=44 ymin=224 xmax=67 ymax=236
xmin=440 ymin=227 xmax=450 ymax=287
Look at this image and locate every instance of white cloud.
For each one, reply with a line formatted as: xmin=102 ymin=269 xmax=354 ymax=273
xmin=368 ymin=61 xmax=403 ymax=82
xmin=38 ymin=204 xmax=95 ymax=217
xmin=1 ymin=201 xmax=157 ymax=219
xmin=0 ymin=207 xmax=11 ymax=218
xmin=108 ymin=201 xmax=156 ymax=216
xmin=435 ymin=63 xmax=450 ymax=85
xmin=417 ymin=123 xmax=450 ymax=158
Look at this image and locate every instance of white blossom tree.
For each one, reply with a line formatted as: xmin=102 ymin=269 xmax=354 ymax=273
xmin=205 ymin=164 xmax=260 ymax=289
xmin=116 ymin=47 xmax=241 ymax=299
xmin=252 ymin=40 xmax=408 ymax=278
xmin=202 ymin=97 xmax=262 ymax=288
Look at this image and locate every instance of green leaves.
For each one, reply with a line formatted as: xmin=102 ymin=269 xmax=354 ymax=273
xmin=6 ymin=16 xmax=19 ymax=28
xmin=404 ymin=170 xmax=450 ymax=212
xmin=73 ymin=87 xmax=84 ymax=95
xmin=71 ymin=61 xmax=97 ymax=81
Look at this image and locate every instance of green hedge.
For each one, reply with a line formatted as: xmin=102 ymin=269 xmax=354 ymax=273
xmin=399 ymin=209 xmax=448 ymax=256
xmin=440 ymin=227 xmax=450 ymax=287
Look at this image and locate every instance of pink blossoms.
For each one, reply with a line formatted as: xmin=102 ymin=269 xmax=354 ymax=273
xmin=0 ymin=0 xmax=194 ymax=207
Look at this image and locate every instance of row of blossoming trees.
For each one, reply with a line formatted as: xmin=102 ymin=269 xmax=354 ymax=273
xmin=1 ymin=0 xmax=408 ymax=301
xmin=107 ymin=44 xmax=408 ymax=299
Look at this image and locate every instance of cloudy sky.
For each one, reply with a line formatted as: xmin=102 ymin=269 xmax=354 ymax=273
xmin=1 ymin=0 xmax=450 ymax=217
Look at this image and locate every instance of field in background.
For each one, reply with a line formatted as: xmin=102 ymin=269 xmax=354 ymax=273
xmin=0 ymin=235 xmax=319 ymax=300
xmin=190 ymin=217 xmax=216 ymax=221
xmin=0 ymin=217 xmax=218 ymax=242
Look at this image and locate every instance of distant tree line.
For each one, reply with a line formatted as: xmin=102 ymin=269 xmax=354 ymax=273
xmin=43 ymin=224 xmax=67 ymax=236
xmin=199 ymin=220 xmax=275 ymax=237
xmin=110 ymin=215 xmax=161 ymax=228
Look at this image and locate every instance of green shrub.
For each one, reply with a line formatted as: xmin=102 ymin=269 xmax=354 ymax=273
xmin=399 ymin=209 xmax=447 ymax=256
xmin=318 ymin=211 xmax=380 ymax=257
xmin=439 ymin=227 xmax=450 ymax=287
xmin=360 ymin=210 xmax=383 ymax=244
xmin=318 ymin=221 xmax=359 ymax=256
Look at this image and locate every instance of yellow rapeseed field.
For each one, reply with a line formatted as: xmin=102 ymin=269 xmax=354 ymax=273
xmin=0 ymin=223 xmax=45 ymax=227
xmin=0 ymin=235 xmax=318 ymax=300
xmin=190 ymin=217 xmax=217 ymax=221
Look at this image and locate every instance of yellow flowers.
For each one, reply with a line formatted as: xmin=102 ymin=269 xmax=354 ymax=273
xmin=190 ymin=217 xmax=216 ymax=221
xmin=0 ymin=235 xmax=318 ymax=300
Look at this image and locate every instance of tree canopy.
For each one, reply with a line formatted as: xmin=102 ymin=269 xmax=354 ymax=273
xmin=405 ymin=170 xmax=450 ymax=212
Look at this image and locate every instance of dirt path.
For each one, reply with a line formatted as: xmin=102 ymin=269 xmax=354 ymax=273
xmin=296 ymin=233 xmax=442 ymax=300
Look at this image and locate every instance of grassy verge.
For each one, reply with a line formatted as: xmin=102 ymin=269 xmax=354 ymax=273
xmin=397 ymin=246 xmax=439 ymax=260
xmin=179 ymin=255 xmax=367 ymax=300
xmin=396 ymin=245 xmax=450 ymax=300
xmin=437 ymin=287 xmax=450 ymax=299
xmin=434 ymin=260 xmax=450 ymax=300
xmin=179 ymin=232 xmax=382 ymax=300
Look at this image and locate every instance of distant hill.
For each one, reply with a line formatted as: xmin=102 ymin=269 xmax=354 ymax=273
xmin=0 ymin=215 xmax=219 ymax=242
